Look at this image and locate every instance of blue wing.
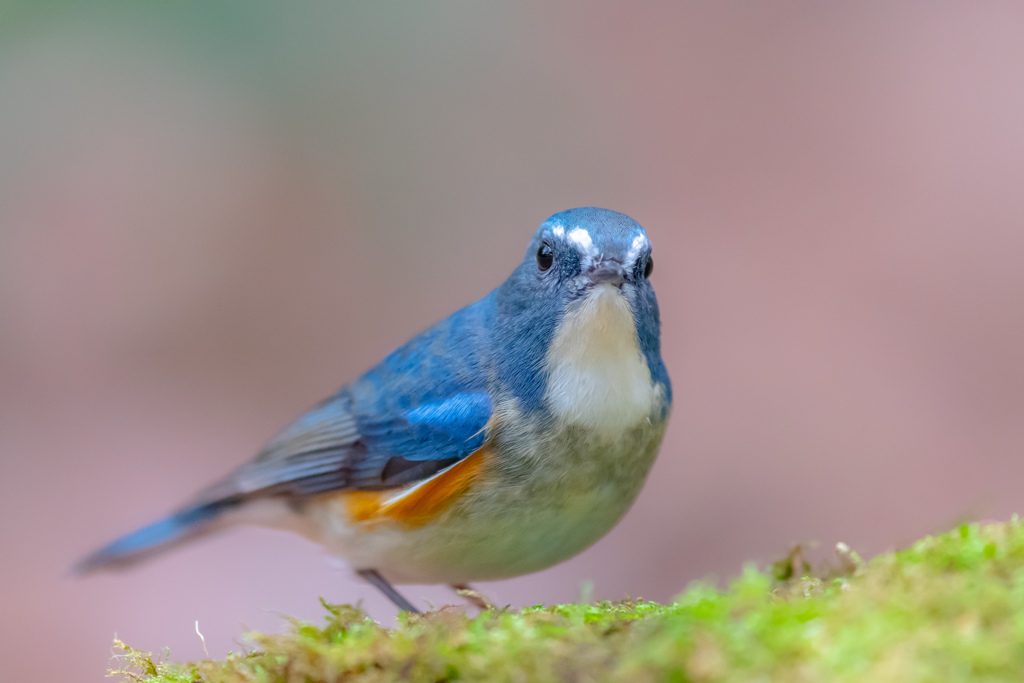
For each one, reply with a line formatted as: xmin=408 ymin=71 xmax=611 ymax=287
xmin=191 ymin=389 xmax=492 ymax=505
xmin=187 ymin=294 xmax=498 ymax=505
xmin=74 ymin=296 xmax=498 ymax=574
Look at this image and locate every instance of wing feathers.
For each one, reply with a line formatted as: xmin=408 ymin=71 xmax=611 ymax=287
xmin=190 ymin=391 xmax=493 ymax=507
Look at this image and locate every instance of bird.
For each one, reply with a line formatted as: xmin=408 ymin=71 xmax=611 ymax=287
xmin=74 ymin=207 xmax=672 ymax=613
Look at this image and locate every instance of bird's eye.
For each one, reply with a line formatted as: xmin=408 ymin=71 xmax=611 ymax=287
xmin=643 ymin=256 xmax=654 ymax=279
xmin=537 ymin=243 xmax=553 ymax=271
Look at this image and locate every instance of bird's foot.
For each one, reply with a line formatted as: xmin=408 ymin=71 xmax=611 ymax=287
xmin=450 ymin=583 xmax=494 ymax=611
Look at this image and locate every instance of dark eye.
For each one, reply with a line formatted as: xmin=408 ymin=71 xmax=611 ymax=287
xmin=643 ymin=256 xmax=654 ymax=279
xmin=537 ymin=243 xmax=553 ymax=271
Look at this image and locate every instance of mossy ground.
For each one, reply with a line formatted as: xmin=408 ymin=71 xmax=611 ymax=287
xmin=112 ymin=519 xmax=1024 ymax=682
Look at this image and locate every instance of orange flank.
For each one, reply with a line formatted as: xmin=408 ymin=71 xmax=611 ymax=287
xmin=345 ymin=448 xmax=491 ymax=528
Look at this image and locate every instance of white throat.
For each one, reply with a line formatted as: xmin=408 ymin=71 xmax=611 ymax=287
xmin=543 ymin=284 xmax=657 ymax=437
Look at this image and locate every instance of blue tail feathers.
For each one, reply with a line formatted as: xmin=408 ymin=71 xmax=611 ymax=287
xmin=72 ymin=501 xmax=235 ymax=575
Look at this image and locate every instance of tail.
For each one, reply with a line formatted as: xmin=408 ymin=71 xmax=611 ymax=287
xmin=72 ymin=500 xmax=241 ymax=575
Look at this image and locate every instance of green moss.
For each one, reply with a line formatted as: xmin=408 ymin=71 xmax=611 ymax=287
xmin=112 ymin=518 xmax=1024 ymax=682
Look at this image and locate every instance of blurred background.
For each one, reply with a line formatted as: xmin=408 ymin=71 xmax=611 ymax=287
xmin=2 ymin=1 xmax=1024 ymax=679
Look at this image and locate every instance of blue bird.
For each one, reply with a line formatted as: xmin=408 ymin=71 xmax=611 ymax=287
xmin=75 ymin=207 xmax=672 ymax=613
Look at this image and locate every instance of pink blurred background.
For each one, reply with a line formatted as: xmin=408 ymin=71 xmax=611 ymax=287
xmin=2 ymin=2 xmax=1024 ymax=679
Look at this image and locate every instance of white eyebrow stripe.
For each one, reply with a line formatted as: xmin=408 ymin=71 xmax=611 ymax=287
xmin=625 ymin=234 xmax=649 ymax=264
xmin=552 ymin=225 xmax=565 ymax=238
xmin=567 ymin=227 xmax=597 ymax=256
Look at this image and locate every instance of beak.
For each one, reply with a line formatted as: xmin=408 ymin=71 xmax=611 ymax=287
xmin=587 ymin=259 xmax=625 ymax=286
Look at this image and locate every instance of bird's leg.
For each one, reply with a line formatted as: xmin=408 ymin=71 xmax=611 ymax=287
xmin=357 ymin=569 xmax=420 ymax=614
xmin=450 ymin=583 xmax=494 ymax=610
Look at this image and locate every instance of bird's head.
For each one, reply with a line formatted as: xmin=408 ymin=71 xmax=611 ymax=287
xmin=525 ymin=207 xmax=654 ymax=299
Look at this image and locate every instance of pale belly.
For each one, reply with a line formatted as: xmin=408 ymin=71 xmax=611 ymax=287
xmin=300 ymin=418 xmax=667 ymax=585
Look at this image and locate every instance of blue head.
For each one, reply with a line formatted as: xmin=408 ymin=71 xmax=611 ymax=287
xmin=492 ymin=208 xmax=671 ymax=427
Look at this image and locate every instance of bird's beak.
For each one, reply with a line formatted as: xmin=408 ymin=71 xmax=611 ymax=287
xmin=587 ymin=259 xmax=625 ymax=287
